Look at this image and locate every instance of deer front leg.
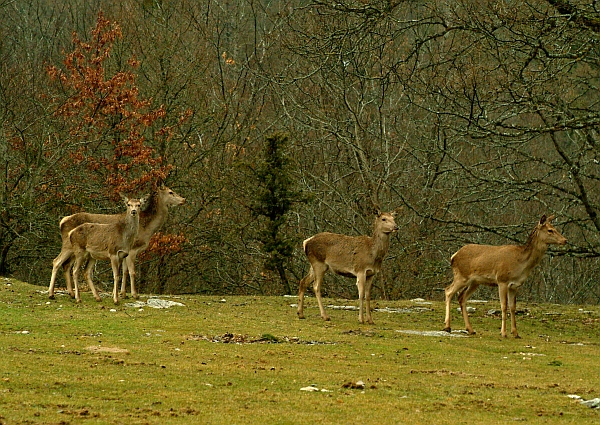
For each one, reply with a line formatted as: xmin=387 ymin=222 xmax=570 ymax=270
xmin=120 ymin=258 xmax=129 ymax=298
xmin=120 ymin=253 xmax=139 ymax=298
xmin=126 ymin=252 xmax=139 ymax=299
xmin=110 ymin=256 xmax=121 ymax=305
xmin=508 ymin=286 xmax=520 ymax=338
xmin=498 ymin=283 xmax=509 ymax=338
xmin=356 ymin=273 xmax=366 ymax=324
xmin=364 ymin=275 xmax=375 ymax=325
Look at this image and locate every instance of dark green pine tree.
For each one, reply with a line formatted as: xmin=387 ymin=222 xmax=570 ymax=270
xmin=251 ymin=133 xmax=305 ymax=295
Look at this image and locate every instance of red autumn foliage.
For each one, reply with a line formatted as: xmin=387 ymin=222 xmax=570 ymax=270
xmin=47 ymin=11 xmax=172 ymax=199
xmin=47 ymin=11 xmax=185 ymax=260
xmin=139 ymin=232 xmax=187 ymax=260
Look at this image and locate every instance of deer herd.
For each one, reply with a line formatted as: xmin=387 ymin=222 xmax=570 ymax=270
xmin=48 ymin=185 xmax=186 ymax=305
xmin=47 ymin=188 xmax=568 ymax=338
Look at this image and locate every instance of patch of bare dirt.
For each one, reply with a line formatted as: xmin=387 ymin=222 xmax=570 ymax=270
xmin=85 ymin=346 xmax=130 ymax=354
xmin=187 ymin=333 xmax=335 ymax=345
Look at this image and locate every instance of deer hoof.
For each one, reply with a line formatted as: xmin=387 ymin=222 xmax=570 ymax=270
xmin=442 ymin=327 xmax=451 ymax=333
xmin=48 ymin=295 xmax=55 ymax=300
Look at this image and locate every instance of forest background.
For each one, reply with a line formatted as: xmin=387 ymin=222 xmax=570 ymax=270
xmin=2 ymin=0 xmax=600 ymax=304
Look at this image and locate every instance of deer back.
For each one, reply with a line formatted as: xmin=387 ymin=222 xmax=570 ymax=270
xmin=451 ymin=244 xmax=529 ymax=283
xmin=60 ymin=212 xmax=123 ymax=241
xmin=451 ymin=215 xmax=567 ymax=285
xmin=68 ymin=198 xmax=142 ymax=257
xmin=69 ymin=222 xmax=121 ymax=258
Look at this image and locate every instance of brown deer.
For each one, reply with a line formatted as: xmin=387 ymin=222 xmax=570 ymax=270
xmin=298 ymin=209 xmax=399 ymax=324
xmin=444 ymin=214 xmax=567 ymax=338
xmin=48 ymin=185 xmax=185 ymax=300
xmin=69 ymin=196 xmax=143 ymax=304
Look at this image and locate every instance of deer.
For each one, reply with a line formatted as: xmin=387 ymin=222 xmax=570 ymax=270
xmin=443 ymin=214 xmax=567 ymax=338
xmin=48 ymin=185 xmax=186 ymax=300
xmin=297 ymin=209 xmax=399 ymax=324
xmin=69 ymin=196 xmax=144 ymax=304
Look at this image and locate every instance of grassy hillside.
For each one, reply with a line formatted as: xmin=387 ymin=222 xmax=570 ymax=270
xmin=1 ymin=278 xmax=599 ymax=424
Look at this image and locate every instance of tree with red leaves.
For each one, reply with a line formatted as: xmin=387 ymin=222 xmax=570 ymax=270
xmin=47 ymin=12 xmax=172 ymax=203
xmin=44 ymin=12 xmax=188 ymax=294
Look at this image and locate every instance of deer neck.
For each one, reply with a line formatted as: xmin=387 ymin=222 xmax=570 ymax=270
xmin=520 ymin=233 xmax=549 ymax=270
xmin=138 ymin=196 xmax=169 ymax=239
xmin=370 ymin=231 xmax=392 ymax=263
xmin=123 ymin=213 xmax=140 ymax=245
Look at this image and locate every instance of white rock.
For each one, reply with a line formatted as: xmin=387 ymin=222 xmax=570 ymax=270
xmin=147 ymin=298 xmax=185 ymax=308
xmin=581 ymin=398 xmax=600 ymax=408
xmin=457 ymin=306 xmax=476 ymax=313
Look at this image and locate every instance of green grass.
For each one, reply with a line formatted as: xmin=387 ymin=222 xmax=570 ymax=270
xmin=1 ymin=278 xmax=599 ymax=424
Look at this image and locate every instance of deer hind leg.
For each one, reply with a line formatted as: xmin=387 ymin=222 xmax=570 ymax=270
xmin=63 ymin=257 xmax=75 ymax=298
xmin=297 ymin=267 xmax=314 ymax=319
xmin=83 ymin=259 xmax=101 ymax=302
xmin=457 ymin=283 xmax=479 ymax=335
xmin=312 ymin=263 xmax=330 ymax=321
xmin=49 ymin=249 xmax=72 ymax=299
xmin=498 ymin=283 xmax=509 ymax=338
xmin=363 ymin=275 xmax=375 ymax=325
xmin=443 ymin=274 xmax=468 ymax=332
xmin=508 ymin=286 xmax=520 ymax=338
xmin=71 ymin=253 xmax=86 ymax=303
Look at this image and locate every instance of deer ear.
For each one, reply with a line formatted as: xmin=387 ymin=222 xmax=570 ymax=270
xmin=546 ymin=214 xmax=555 ymax=222
xmin=539 ymin=214 xmax=547 ymax=225
xmin=119 ymin=193 xmax=129 ymax=203
xmin=373 ymin=207 xmax=382 ymax=216
xmin=140 ymin=194 xmax=149 ymax=210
